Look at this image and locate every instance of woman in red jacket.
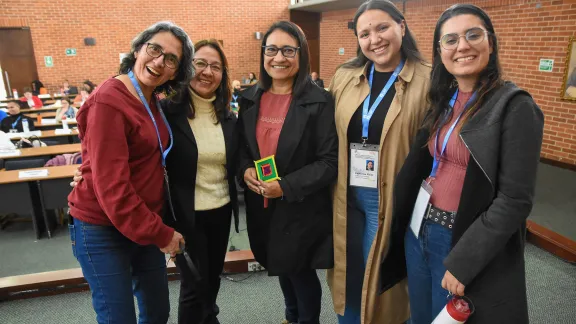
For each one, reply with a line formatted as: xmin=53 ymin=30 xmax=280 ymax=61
xmin=67 ymin=21 xmax=194 ymax=324
xmin=20 ymin=87 xmax=43 ymax=108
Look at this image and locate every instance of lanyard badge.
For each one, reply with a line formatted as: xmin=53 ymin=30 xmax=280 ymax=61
xmin=127 ymin=71 xmax=177 ymax=223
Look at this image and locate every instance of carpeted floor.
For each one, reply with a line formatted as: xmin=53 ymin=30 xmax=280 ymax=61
xmin=0 ymin=245 xmax=574 ymax=324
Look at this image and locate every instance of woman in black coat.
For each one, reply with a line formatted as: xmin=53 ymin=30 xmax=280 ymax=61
xmin=163 ymin=39 xmax=239 ymax=324
xmin=237 ymin=21 xmax=337 ymax=324
xmin=390 ymin=5 xmax=544 ymax=323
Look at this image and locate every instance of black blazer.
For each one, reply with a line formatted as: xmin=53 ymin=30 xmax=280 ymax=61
xmin=161 ymin=93 xmax=239 ymax=236
xmin=237 ymin=82 xmax=338 ymax=275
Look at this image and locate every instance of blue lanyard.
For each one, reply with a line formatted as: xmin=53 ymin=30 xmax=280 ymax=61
xmin=232 ymin=94 xmax=238 ymax=102
xmin=362 ymin=59 xmax=405 ymax=141
xmin=430 ymin=90 xmax=477 ymax=178
xmin=11 ymin=116 xmax=21 ymax=129
xmin=127 ymin=71 xmax=173 ymax=167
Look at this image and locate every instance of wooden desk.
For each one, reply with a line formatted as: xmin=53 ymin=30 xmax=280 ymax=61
xmin=8 ymin=129 xmax=79 ymax=141
xmin=0 ymin=165 xmax=77 ymax=238
xmin=21 ymin=107 xmax=59 ymax=113
xmin=0 ymin=164 xmax=78 ymax=185
xmin=25 ymin=112 xmax=57 ymax=118
xmin=0 ymin=144 xmax=81 ymax=160
xmin=34 ymin=121 xmax=77 ymax=129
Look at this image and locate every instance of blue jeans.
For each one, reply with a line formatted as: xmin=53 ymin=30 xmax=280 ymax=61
xmin=69 ymin=217 xmax=170 ymax=324
xmin=338 ymin=186 xmax=379 ymax=324
xmin=405 ymin=220 xmax=453 ymax=324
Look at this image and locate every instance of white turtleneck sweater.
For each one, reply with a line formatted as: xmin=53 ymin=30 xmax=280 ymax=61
xmin=188 ymin=90 xmax=230 ymax=211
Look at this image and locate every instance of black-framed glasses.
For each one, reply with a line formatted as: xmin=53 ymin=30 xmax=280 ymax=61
xmin=439 ymin=27 xmax=489 ymax=51
xmin=145 ymin=43 xmax=180 ymax=69
xmin=262 ymin=45 xmax=300 ymax=58
xmin=193 ymin=58 xmax=223 ymax=74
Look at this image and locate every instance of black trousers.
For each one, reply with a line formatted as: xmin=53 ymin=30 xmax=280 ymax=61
xmin=278 ymin=269 xmax=322 ymax=324
xmin=175 ymin=203 xmax=232 ymax=324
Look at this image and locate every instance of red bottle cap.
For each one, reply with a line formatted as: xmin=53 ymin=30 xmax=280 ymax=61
xmin=446 ymin=296 xmax=473 ymax=322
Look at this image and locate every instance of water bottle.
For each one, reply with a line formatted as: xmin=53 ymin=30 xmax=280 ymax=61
xmin=432 ymin=295 xmax=474 ymax=324
xmin=13 ymin=89 xmax=18 ymax=99
xmin=22 ymin=118 xmax=30 ymax=133
xmin=62 ymin=116 xmax=69 ymax=131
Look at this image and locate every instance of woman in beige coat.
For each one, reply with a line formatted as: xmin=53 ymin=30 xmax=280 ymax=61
xmin=327 ymin=1 xmax=431 ymax=323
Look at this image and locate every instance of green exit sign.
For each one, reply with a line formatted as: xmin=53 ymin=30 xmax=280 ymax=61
xmin=65 ymin=48 xmax=77 ymax=56
xmin=539 ymin=59 xmax=553 ymax=72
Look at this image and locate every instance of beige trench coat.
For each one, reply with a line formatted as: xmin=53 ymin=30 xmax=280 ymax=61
xmin=327 ymin=59 xmax=431 ymax=324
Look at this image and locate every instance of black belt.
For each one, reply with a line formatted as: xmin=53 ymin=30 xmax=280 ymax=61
xmin=425 ymin=204 xmax=456 ymax=230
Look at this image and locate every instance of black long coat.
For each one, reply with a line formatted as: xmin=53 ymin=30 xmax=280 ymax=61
xmin=389 ymin=83 xmax=544 ymax=323
xmin=237 ymin=83 xmax=338 ymax=276
xmin=161 ymin=93 xmax=239 ymax=237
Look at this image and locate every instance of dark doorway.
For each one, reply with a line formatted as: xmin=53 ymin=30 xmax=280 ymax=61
xmin=290 ymin=10 xmax=321 ymax=77
xmin=0 ymin=28 xmax=39 ymax=96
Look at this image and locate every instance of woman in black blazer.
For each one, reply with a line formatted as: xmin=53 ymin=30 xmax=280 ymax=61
xmin=237 ymin=21 xmax=337 ymax=324
xmin=163 ymin=39 xmax=239 ymax=324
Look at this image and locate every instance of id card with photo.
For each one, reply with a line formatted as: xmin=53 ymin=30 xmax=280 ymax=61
xmin=349 ymin=143 xmax=379 ymax=188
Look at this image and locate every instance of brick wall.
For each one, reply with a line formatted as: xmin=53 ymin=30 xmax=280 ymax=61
xmin=0 ymin=0 xmax=289 ymax=93
xmin=320 ymin=0 xmax=576 ymax=166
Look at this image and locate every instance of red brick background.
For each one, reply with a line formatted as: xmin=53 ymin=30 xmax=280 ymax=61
xmin=1 ymin=0 xmax=575 ymax=165
xmin=320 ymin=0 xmax=576 ymax=165
xmin=0 ymin=0 xmax=289 ymax=92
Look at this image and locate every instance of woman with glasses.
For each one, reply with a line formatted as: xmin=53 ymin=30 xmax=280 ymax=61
xmin=394 ymin=4 xmax=543 ymax=323
xmin=327 ymin=1 xmax=430 ymax=323
xmin=237 ymin=21 xmax=337 ymax=324
xmin=67 ymin=21 xmax=194 ymax=324
xmin=161 ymin=39 xmax=240 ymax=324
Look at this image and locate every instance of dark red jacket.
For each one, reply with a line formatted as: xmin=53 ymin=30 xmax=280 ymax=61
xmin=68 ymin=78 xmax=174 ymax=248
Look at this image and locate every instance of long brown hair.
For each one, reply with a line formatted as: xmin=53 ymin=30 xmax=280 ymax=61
xmin=188 ymin=39 xmax=232 ymax=123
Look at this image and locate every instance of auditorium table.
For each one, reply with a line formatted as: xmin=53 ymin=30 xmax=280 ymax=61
xmin=0 ymin=144 xmax=81 ymax=160
xmin=0 ymin=165 xmax=77 ymax=239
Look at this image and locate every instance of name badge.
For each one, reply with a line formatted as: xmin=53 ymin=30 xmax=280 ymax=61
xmin=349 ymin=143 xmax=378 ymax=188
xmin=409 ymin=180 xmax=433 ymax=238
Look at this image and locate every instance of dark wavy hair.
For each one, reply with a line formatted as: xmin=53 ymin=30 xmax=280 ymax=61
xmin=82 ymin=80 xmax=96 ymax=93
xmin=119 ymin=21 xmax=195 ymax=96
xmin=187 ymin=39 xmax=232 ymax=123
xmin=259 ymin=21 xmax=311 ymax=98
xmin=341 ymin=0 xmax=423 ymax=70
xmin=424 ymin=4 xmax=503 ymax=135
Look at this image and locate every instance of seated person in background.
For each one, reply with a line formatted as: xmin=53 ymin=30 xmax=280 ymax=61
xmin=311 ymin=72 xmax=324 ymax=88
xmin=0 ymin=100 xmax=36 ymax=133
xmin=246 ymin=72 xmax=257 ymax=84
xmin=20 ymin=87 xmax=43 ymax=109
xmin=31 ymin=80 xmax=45 ymax=95
xmin=231 ymin=80 xmax=241 ymax=115
xmin=82 ymin=79 xmax=97 ymax=92
xmin=74 ymin=88 xmax=92 ymax=106
xmin=56 ymin=97 xmax=78 ymax=122
xmin=565 ymin=67 xmax=576 ymax=98
xmin=62 ymin=80 xmax=79 ymax=95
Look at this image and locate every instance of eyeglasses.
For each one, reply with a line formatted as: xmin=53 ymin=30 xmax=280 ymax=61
xmin=439 ymin=27 xmax=489 ymax=51
xmin=145 ymin=43 xmax=180 ymax=69
xmin=262 ymin=45 xmax=300 ymax=58
xmin=193 ymin=58 xmax=223 ymax=74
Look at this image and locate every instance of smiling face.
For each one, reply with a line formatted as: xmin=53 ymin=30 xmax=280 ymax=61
xmin=61 ymin=99 xmax=70 ymax=109
xmin=263 ymin=30 xmax=300 ymax=84
xmin=190 ymin=46 xmax=223 ymax=99
xmin=132 ymin=31 xmax=182 ymax=93
xmin=24 ymin=91 xmax=33 ymax=99
xmin=356 ymin=9 xmax=405 ymax=72
xmin=439 ymin=14 xmax=492 ymax=86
